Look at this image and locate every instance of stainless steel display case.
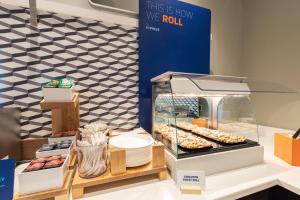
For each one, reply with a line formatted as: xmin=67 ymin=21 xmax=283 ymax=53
xmin=151 ymin=72 xmax=294 ymax=159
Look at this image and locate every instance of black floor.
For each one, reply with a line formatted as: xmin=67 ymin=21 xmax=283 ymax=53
xmin=238 ymin=186 xmax=300 ymax=200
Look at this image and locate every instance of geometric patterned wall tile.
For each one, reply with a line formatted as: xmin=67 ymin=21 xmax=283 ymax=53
xmin=109 ymin=28 xmax=127 ymax=37
xmin=66 ymin=21 xmax=87 ymax=31
xmin=78 ymin=42 xmax=98 ymax=51
xmin=30 ymin=116 xmax=51 ymax=126
xmin=0 ymin=82 xmax=12 ymax=93
xmin=40 ymin=31 xmax=65 ymax=41
xmin=0 ymin=17 xmax=24 ymax=28
xmin=0 ymin=68 xmax=11 ymax=78
xmin=28 ymin=90 xmax=44 ymax=99
xmin=77 ymin=67 xmax=98 ymax=76
xmin=0 ymin=46 xmax=26 ymax=57
xmin=13 ymin=69 xmax=40 ymax=79
xmin=27 ymin=23 xmax=52 ymax=32
xmin=12 ymin=27 xmax=38 ymax=37
xmin=0 ymin=61 xmax=26 ymax=72
xmin=54 ymin=65 xmax=77 ymax=74
xmin=41 ymin=58 xmax=65 ymax=67
xmin=88 ymin=25 xmax=107 ymax=34
xmin=53 ymin=39 xmax=76 ymax=49
xmin=0 ymin=54 xmax=11 ymax=62
xmin=53 ymin=26 xmax=76 ymax=36
xmin=0 ymin=38 xmax=10 ymax=48
xmin=0 ymin=24 xmax=10 ymax=33
xmin=53 ymin=13 xmax=76 ymax=23
xmin=11 ymin=13 xmax=29 ymax=23
xmin=54 ymin=52 xmax=77 ymax=62
xmin=30 ymin=130 xmax=51 ymax=138
xmin=65 ymin=34 xmax=87 ymax=44
xmin=14 ymin=96 xmax=40 ymax=107
xmin=0 ymin=2 xmax=139 ymax=137
xmin=0 ymin=89 xmax=27 ymax=100
xmin=27 ymin=36 xmax=52 ymax=46
xmin=28 ymin=50 xmax=52 ymax=59
xmin=77 ymin=18 xmax=98 ymax=26
xmin=0 ymin=75 xmax=27 ymax=86
xmin=13 ymin=55 xmax=39 ymax=65
xmin=66 ymin=47 xmax=87 ymax=56
xmin=99 ymin=45 xmax=117 ymax=53
xmin=28 ymin=63 xmax=54 ymax=73
xmin=77 ymin=30 xmax=98 ymax=39
xmin=0 ymin=9 xmax=9 ymax=18
xmin=39 ymin=17 xmax=64 ymax=27
xmin=21 ymin=123 xmax=42 ymax=134
xmin=41 ymin=44 xmax=65 ymax=54
xmin=110 ymin=40 xmax=127 ymax=48
xmin=14 ymin=83 xmax=40 ymax=93
xmin=0 ymin=32 xmax=26 ymax=43
xmin=99 ymin=21 xmax=118 ymax=29
xmin=99 ymin=33 xmax=117 ymax=41
xmin=67 ymin=60 xmax=87 ymax=69
xmin=0 ymin=3 xmax=25 ymax=13
xmin=88 ymin=37 xmax=107 ymax=46
xmin=12 ymin=41 xmax=39 ymax=51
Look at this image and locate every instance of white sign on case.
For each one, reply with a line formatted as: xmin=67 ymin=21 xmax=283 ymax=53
xmin=177 ymin=170 xmax=206 ymax=189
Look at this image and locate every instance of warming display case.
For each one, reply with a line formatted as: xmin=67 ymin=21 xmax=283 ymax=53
xmin=151 ymin=72 xmax=292 ymax=160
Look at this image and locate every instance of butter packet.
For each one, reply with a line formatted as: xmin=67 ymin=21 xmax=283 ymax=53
xmin=59 ymin=78 xmax=74 ymax=88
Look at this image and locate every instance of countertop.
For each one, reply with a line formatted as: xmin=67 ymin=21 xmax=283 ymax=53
xmin=80 ymin=126 xmax=300 ymax=200
xmin=14 ymin=126 xmax=300 ymax=200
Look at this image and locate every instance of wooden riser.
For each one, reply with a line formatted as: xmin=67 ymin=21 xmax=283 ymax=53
xmin=72 ymin=163 xmax=167 ymax=199
xmin=72 ymin=142 xmax=167 ymax=199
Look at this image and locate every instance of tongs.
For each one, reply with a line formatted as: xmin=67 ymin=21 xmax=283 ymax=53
xmin=292 ymin=128 xmax=300 ymax=139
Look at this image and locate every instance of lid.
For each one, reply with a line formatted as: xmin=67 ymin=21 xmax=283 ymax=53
xmin=151 ymin=72 xmax=296 ymax=96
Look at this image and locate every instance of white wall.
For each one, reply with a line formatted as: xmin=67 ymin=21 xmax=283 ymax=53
xmin=0 ymin=0 xmax=138 ymax=27
xmin=183 ymin=0 xmax=244 ymax=76
xmin=241 ymin=0 xmax=300 ymax=130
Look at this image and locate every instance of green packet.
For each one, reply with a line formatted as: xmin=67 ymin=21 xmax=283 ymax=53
xmin=42 ymin=78 xmax=74 ymax=88
xmin=59 ymin=78 xmax=74 ymax=88
xmin=42 ymin=82 xmax=57 ymax=88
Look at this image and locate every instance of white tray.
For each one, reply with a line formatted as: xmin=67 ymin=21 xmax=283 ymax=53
xmin=42 ymin=86 xmax=74 ymax=102
xmin=36 ymin=141 xmax=73 ymax=158
xmin=18 ymin=155 xmax=69 ymax=195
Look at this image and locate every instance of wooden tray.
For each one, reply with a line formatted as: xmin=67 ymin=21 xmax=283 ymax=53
xmin=14 ymin=169 xmax=74 ymax=200
xmin=72 ymin=143 xmax=167 ymax=199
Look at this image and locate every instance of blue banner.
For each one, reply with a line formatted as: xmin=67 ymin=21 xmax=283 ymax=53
xmin=0 ymin=159 xmax=15 ymax=200
xmin=139 ymin=0 xmax=211 ymax=131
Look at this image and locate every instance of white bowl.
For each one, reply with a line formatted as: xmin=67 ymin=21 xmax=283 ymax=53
xmin=109 ymin=134 xmax=154 ymax=167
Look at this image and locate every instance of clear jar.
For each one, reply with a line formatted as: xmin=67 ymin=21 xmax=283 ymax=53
xmin=77 ymin=142 xmax=108 ymax=178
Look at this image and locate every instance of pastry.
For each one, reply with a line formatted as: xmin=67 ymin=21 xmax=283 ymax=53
xmin=154 ymin=124 xmax=212 ymax=149
xmin=175 ymin=122 xmax=247 ymax=144
xmin=24 ymin=162 xmax=45 ymax=172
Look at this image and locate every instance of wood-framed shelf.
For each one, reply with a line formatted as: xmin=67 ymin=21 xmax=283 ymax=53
xmin=40 ymin=93 xmax=80 ymax=135
xmin=72 ymin=143 xmax=167 ymax=199
xmin=72 ymin=162 xmax=167 ymax=199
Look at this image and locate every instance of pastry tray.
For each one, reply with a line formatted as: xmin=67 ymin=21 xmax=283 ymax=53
xmin=153 ymin=130 xmax=259 ymax=159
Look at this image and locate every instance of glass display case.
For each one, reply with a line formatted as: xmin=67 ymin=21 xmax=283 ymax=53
xmin=151 ymin=72 xmax=294 ymax=159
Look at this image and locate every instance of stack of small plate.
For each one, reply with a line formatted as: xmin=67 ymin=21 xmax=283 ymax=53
xmin=109 ymin=134 xmax=154 ymax=167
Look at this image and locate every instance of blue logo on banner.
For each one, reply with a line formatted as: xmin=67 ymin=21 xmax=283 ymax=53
xmin=0 ymin=159 xmax=15 ymax=200
xmin=139 ymin=0 xmax=211 ymax=131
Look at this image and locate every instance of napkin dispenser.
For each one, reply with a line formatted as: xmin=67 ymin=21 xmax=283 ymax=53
xmin=274 ymin=129 xmax=300 ymax=166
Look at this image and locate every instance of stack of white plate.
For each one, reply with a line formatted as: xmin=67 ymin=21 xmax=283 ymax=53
xmin=109 ymin=134 xmax=154 ymax=167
